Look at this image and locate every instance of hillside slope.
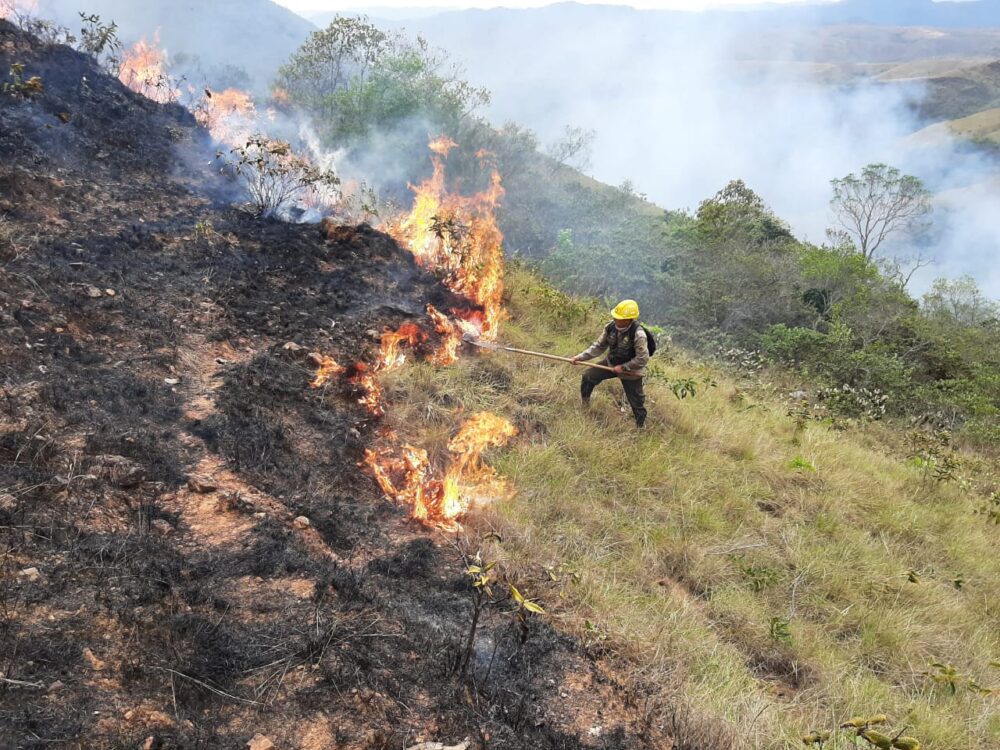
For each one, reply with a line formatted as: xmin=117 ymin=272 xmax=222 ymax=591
xmin=0 ymin=21 xmax=665 ymax=749
xmin=900 ymin=60 xmax=1000 ymax=123
xmin=36 ymin=0 xmax=314 ymax=90
xmin=377 ymin=270 xmax=1000 ymax=750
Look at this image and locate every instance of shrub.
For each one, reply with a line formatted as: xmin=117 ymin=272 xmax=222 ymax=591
xmin=759 ymin=324 xmax=834 ymax=366
xmin=220 ymin=136 xmax=340 ymax=218
xmin=2 ymin=63 xmax=43 ymax=99
xmin=77 ymin=13 xmax=123 ymax=74
xmin=817 ymin=383 xmax=888 ymax=421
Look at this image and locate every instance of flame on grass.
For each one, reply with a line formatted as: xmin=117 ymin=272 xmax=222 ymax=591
xmin=313 ymin=138 xmax=514 ymax=530
xmin=309 ymin=355 xmax=346 ymax=389
xmin=364 ymin=413 xmax=517 ymax=532
xmin=388 ymin=136 xmax=506 ymax=347
xmin=118 ymin=33 xmax=178 ymax=104
xmin=196 ymin=88 xmax=256 ymax=146
xmin=379 ymin=321 xmax=427 ymax=369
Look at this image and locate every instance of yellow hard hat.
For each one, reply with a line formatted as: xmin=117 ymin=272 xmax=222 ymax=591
xmin=611 ymin=299 xmax=639 ymax=320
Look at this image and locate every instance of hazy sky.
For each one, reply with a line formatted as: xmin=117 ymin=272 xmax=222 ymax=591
xmin=274 ymin=0 xmax=822 ymax=14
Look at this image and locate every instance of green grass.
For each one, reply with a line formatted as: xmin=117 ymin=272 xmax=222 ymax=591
xmin=380 ymin=269 xmax=1000 ymax=749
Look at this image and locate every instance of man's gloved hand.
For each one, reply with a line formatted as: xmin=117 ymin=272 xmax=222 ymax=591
xmin=613 ymin=365 xmax=625 ymax=374
xmin=570 ymin=356 xmax=583 ymax=364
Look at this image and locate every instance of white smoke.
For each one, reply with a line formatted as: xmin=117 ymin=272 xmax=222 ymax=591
xmin=391 ymin=6 xmax=1000 ymax=298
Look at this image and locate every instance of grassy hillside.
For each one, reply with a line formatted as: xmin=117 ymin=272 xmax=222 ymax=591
xmin=900 ymin=60 xmax=1000 ymax=123
xmin=378 ymin=268 xmax=1000 ymax=750
xmin=942 ymin=107 xmax=1000 ymax=145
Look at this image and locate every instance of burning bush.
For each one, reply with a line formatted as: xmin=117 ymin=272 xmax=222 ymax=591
xmin=221 ymin=135 xmax=340 ymax=218
xmin=2 ymin=62 xmax=43 ymax=99
xmin=117 ymin=34 xmax=180 ymax=104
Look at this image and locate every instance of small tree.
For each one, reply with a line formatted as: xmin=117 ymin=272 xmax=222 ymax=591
xmin=546 ymin=124 xmax=596 ymax=171
xmin=77 ymin=13 xmax=123 ymax=74
xmin=276 ymin=16 xmax=489 ymax=149
xmin=221 ymin=136 xmax=340 ymax=218
xmin=830 ymin=164 xmax=932 ymax=262
xmin=922 ymin=276 xmax=999 ymax=326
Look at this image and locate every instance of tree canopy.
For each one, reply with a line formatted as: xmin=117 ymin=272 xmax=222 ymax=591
xmin=275 ymin=17 xmax=489 ymax=150
xmin=829 ymin=163 xmax=932 ymax=262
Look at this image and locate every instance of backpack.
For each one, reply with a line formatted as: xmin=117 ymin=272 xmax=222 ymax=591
xmin=605 ymin=321 xmax=657 ymax=359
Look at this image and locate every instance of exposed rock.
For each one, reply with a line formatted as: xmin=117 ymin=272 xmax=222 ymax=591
xmin=105 ymin=288 xmax=116 ymax=297
xmin=322 ymin=217 xmax=356 ymax=242
xmin=17 ymin=567 xmax=41 ymax=582
xmin=293 ymin=515 xmax=310 ymax=529
xmin=164 ymin=377 xmax=180 ymax=386
xmin=83 ymin=285 xmax=103 ymax=299
xmin=282 ymin=341 xmax=303 ymax=352
xmin=216 ymin=492 xmax=239 ymax=512
xmin=406 ymin=739 xmax=471 ymax=750
xmin=125 ymin=707 xmax=174 ymax=729
xmin=82 ymin=647 xmax=106 ymax=671
xmin=0 ymin=493 xmax=16 ymax=510
xmin=187 ymin=476 xmax=218 ymax=494
xmin=247 ymin=734 xmax=274 ymax=750
xmin=47 ymin=680 xmax=64 ymax=693
xmin=91 ymin=455 xmax=145 ymax=488
xmin=306 ymin=351 xmax=326 ymax=368
xmin=151 ymin=519 xmax=174 ymax=536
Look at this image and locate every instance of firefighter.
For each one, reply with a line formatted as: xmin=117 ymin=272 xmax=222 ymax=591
xmin=570 ymin=299 xmax=649 ymax=428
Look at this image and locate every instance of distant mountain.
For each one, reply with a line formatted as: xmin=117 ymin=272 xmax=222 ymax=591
xmin=34 ymin=0 xmax=315 ymax=91
xmin=324 ymin=0 xmax=1000 ymax=31
xmin=765 ymin=0 xmax=1000 ymax=29
xmin=307 ymin=7 xmax=450 ymax=24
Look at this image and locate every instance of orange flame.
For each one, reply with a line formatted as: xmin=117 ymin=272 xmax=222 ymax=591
xmin=0 ymin=0 xmax=37 ymax=19
xmin=118 ymin=33 xmax=178 ymax=104
xmin=309 ymin=355 xmax=346 ymax=389
xmin=439 ymin=412 xmax=518 ymax=524
xmin=271 ymin=87 xmax=291 ymax=107
xmin=363 ymin=412 xmax=517 ymax=531
xmin=352 ymin=363 xmax=385 ymax=416
xmin=388 ymin=139 xmax=506 ymax=343
xmin=196 ymin=88 xmax=256 ymax=147
xmin=316 ymin=139 xmax=514 ymax=531
xmin=426 ymin=304 xmax=462 ymax=366
xmin=379 ymin=321 xmax=427 ymax=369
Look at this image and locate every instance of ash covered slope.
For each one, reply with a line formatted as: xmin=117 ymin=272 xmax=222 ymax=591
xmin=0 ymin=21 xmax=662 ymax=750
xmin=37 ymin=0 xmax=314 ymax=91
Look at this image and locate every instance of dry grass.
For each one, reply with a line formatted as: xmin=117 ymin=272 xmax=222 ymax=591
xmin=378 ymin=269 xmax=1000 ymax=749
xmin=945 ymin=107 xmax=1000 ymax=144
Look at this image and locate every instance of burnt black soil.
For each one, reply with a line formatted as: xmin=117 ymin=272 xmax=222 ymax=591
xmin=0 ymin=20 xmax=668 ymax=749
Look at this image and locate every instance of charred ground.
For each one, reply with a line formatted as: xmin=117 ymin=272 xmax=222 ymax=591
xmin=0 ymin=21 xmax=667 ymax=750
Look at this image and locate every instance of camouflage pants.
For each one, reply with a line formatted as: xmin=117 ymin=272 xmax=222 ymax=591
xmin=580 ymin=368 xmax=647 ymax=426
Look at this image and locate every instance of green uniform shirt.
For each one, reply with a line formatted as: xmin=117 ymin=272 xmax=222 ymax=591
xmin=576 ymin=322 xmax=650 ymax=377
